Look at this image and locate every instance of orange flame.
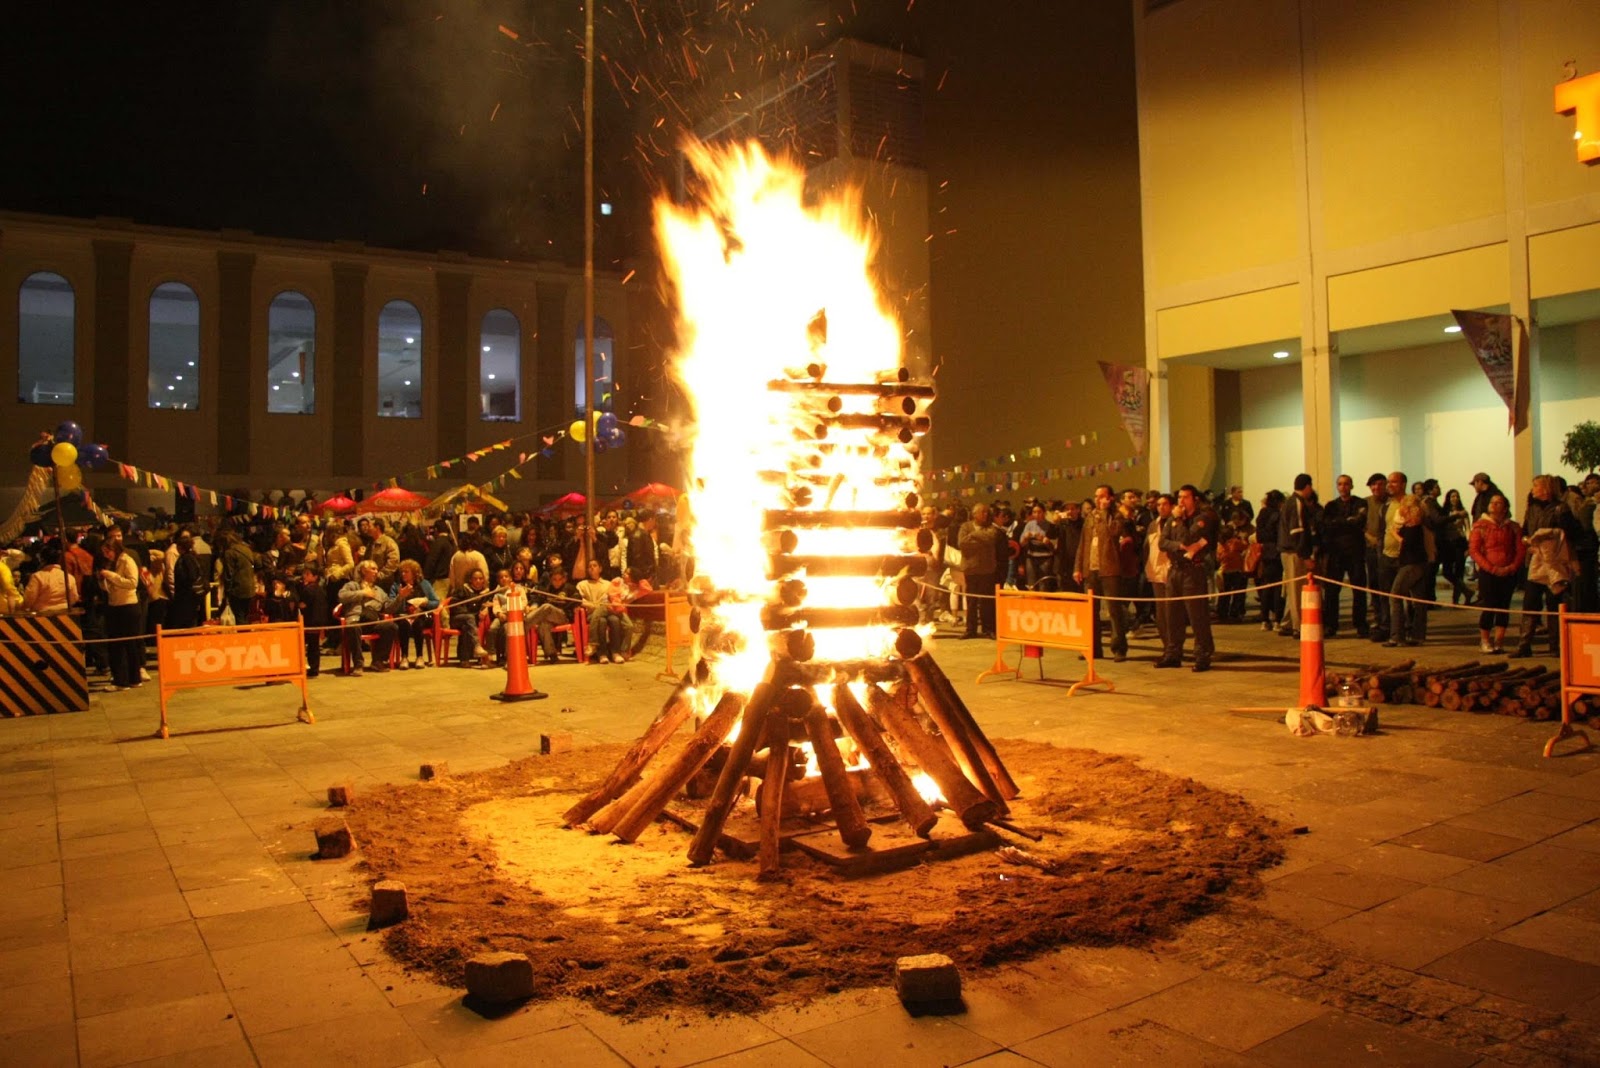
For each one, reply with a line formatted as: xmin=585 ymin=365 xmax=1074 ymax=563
xmin=654 ymin=140 xmax=923 ymax=690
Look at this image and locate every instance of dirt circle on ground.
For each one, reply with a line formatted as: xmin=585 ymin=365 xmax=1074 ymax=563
xmin=346 ymin=738 xmax=1284 ymax=1016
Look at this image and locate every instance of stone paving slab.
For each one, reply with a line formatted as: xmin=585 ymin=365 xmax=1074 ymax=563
xmin=0 ymin=616 xmax=1596 ymax=1065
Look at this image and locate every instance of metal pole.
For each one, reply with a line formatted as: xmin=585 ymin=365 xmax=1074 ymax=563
xmin=581 ymin=0 xmax=597 ymax=570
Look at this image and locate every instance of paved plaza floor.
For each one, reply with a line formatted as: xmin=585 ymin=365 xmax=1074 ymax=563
xmin=2 ymin=607 xmax=1599 ymax=1067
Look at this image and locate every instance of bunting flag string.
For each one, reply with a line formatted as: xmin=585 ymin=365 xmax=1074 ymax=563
xmin=92 ymin=410 xmax=685 ymax=520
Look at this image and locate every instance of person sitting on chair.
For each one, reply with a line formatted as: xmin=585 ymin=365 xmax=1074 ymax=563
xmin=338 ymin=560 xmax=396 ymax=675
xmin=529 ymin=567 xmax=579 ymax=662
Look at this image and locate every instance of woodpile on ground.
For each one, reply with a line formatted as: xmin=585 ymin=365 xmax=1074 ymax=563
xmin=1327 ymin=659 xmax=1589 ymax=720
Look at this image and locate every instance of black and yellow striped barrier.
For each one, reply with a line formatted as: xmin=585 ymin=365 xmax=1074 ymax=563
xmin=0 ymin=615 xmax=88 ymax=716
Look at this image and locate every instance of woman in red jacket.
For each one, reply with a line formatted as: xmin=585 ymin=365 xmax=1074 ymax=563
xmin=1468 ymin=493 xmax=1524 ymax=654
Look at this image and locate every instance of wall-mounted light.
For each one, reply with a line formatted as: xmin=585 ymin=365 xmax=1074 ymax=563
xmin=1444 ymin=325 xmax=1462 ymax=334
xmin=487 ymin=373 xmax=497 ymax=380
xmin=405 ymin=336 xmax=415 ymax=344
xmin=482 ymin=345 xmax=491 ymax=352
xmin=1272 ymin=350 xmax=1290 ymax=359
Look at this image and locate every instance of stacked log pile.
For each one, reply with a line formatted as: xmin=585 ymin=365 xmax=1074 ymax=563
xmin=1327 ymin=659 xmax=1590 ymax=721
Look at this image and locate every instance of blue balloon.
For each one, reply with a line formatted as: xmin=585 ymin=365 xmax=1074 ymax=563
xmin=29 ymin=442 xmax=54 ymax=467
xmin=597 ymin=412 xmax=618 ymax=434
xmin=79 ymin=442 xmax=109 ymax=469
xmin=53 ymin=421 xmax=84 ymax=446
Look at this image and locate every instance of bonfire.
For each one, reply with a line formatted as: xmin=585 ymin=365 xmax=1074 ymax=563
xmin=568 ymin=140 xmax=1016 ymax=878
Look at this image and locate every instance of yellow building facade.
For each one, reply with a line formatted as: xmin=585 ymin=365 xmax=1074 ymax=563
xmin=1135 ymin=0 xmax=1600 ymax=498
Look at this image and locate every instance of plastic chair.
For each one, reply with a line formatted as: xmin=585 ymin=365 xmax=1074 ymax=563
xmin=531 ymin=609 xmax=588 ymax=665
xmin=431 ymin=598 xmax=463 ymax=665
xmin=335 ymin=603 xmax=399 ymax=673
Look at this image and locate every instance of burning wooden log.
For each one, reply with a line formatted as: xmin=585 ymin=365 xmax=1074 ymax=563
xmin=767 ymin=378 xmax=936 ymax=399
xmin=866 ymin=683 xmax=1000 ymax=828
xmin=605 ymin=691 xmax=750 ymax=844
xmin=766 ymin=554 xmax=928 ymax=578
xmin=903 ymin=654 xmax=1020 ymax=802
xmin=687 ymin=683 xmax=780 ymax=866
xmin=831 ymin=683 xmax=937 ymax=837
xmin=563 ymin=668 xmax=700 ymax=827
xmin=761 ymin=604 xmax=921 ymax=631
xmin=762 ymin=509 xmax=921 ymax=530
xmin=803 ymin=703 xmax=872 ymax=850
xmin=812 ymin=413 xmax=932 ymax=438
xmin=758 ymin=720 xmax=793 ymax=880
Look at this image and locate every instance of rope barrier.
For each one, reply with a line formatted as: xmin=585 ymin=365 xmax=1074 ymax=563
xmin=913 ymin=574 xmax=1292 ymax=604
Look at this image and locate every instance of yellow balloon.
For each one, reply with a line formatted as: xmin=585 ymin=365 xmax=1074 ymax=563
xmin=50 ymin=441 xmax=77 ymax=466
xmin=56 ymin=463 xmax=83 ymax=491
xmin=568 ymin=419 xmax=587 ymax=443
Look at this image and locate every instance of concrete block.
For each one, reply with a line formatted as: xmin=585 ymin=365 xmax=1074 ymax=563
xmin=465 ymin=950 xmax=534 ymax=1004
xmin=894 ymin=953 xmax=961 ymax=1004
xmin=540 ymin=732 xmax=574 ymax=755
xmin=420 ymin=762 xmax=448 ymax=781
xmin=369 ymin=880 xmax=408 ymax=927
xmin=314 ymin=819 xmax=354 ymax=859
xmin=327 ymin=785 xmax=351 ymax=807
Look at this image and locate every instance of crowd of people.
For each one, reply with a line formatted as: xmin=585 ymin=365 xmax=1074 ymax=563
xmin=0 ymin=505 xmax=681 ymax=691
xmin=4 ymin=470 xmax=1596 ymax=691
xmin=917 ymin=469 xmax=1600 ymax=668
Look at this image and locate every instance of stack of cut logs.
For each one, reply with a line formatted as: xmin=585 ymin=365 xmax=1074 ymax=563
xmin=1329 ymin=659 xmax=1589 ymax=720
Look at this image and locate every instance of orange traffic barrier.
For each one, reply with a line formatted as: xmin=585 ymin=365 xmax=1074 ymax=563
xmin=491 ymin=585 xmax=547 ymax=703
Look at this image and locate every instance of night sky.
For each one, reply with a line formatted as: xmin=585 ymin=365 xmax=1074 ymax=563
xmin=2 ymin=1 xmax=924 ymax=267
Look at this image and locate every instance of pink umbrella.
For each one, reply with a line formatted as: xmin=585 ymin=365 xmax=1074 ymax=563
xmin=314 ymin=494 xmax=358 ymax=516
xmin=358 ymin=487 xmax=433 ymax=513
xmin=621 ymin=482 xmax=681 ymax=510
xmin=539 ymin=492 xmax=588 ymax=518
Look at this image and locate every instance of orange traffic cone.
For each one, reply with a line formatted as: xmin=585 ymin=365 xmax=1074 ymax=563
xmin=1298 ymin=572 xmax=1326 ymax=708
xmin=492 ymin=585 xmax=547 ymax=703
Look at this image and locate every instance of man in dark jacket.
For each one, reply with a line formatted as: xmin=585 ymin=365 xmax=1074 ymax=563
xmin=1320 ymin=474 xmax=1368 ymax=638
xmin=1469 ymin=472 xmax=1502 ymax=522
xmin=1158 ymin=485 xmax=1218 ymax=671
xmin=1073 ymin=485 xmax=1133 ymax=661
xmin=1279 ymin=474 xmax=1320 ymax=637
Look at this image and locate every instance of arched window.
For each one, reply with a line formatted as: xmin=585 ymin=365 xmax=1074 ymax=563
xmin=18 ymin=271 xmax=74 ymax=405
xmin=480 ymin=308 xmax=520 ymax=422
xmin=267 ymin=291 xmax=315 ymax=414
xmin=377 ymin=300 xmax=422 ymax=418
xmin=148 ymin=282 xmax=201 ymax=410
xmin=574 ymin=317 xmax=614 ymax=415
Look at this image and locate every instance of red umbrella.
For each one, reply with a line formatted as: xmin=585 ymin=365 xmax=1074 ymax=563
xmin=314 ymin=494 xmax=358 ymax=516
xmin=621 ymin=482 xmax=680 ymax=509
xmin=358 ymin=487 xmax=433 ymax=513
xmin=539 ymin=491 xmax=588 ymax=518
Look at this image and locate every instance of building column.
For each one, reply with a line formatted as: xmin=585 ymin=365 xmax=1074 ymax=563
xmin=535 ymin=280 xmax=569 ymax=484
xmin=215 ymin=250 xmax=256 ymax=476
xmin=91 ymin=239 xmax=134 ymax=460
xmin=1301 ymin=339 xmax=1338 ymax=489
xmin=435 ymin=270 xmax=473 ymax=460
xmin=331 ymin=261 xmax=368 ymax=480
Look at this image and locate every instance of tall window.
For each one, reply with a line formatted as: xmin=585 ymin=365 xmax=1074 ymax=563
xmin=18 ymin=271 xmax=74 ymax=405
xmin=267 ymin=291 xmax=315 ymax=414
xmin=480 ymin=308 xmax=520 ymax=422
xmin=377 ymin=299 xmax=422 ymax=418
xmin=574 ymin=317 xmax=614 ymax=415
xmin=148 ymin=282 xmax=201 ymax=409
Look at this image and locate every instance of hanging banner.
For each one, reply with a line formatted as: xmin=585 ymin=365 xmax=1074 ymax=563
xmin=1451 ymin=310 xmax=1529 ymax=432
xmin=1097 ymin=362 xmax=1149 ymax=456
